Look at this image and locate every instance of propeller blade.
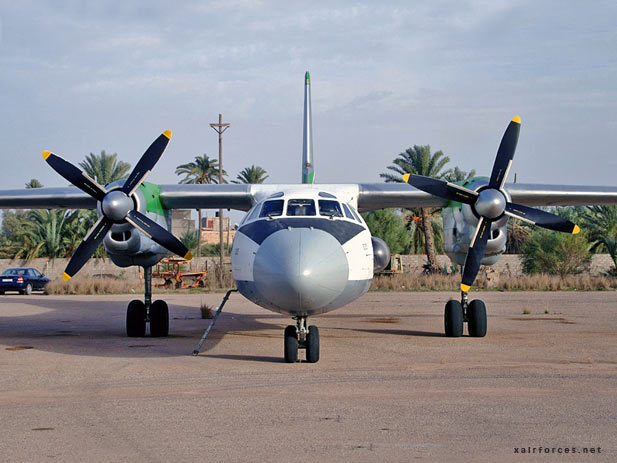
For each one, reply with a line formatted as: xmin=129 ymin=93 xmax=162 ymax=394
xmin=63 ymin=217 xmax=113 ymax=281
xmin=42 ymin=151 xmax=107 ymax=201
xmin=505 ymin=202 xmax=580 ymax=234
xmin=488 ymin=116 xmax=521 ymax=190
xmin=403 ymin=173 xmax=478 ymax=205
xmin=125 ymin=210 xmax=192 ymax=259
xmin=122 ymin=131 xmax=172 ymax=196
xmin=461 ymin=217 xmax=492 ymax=292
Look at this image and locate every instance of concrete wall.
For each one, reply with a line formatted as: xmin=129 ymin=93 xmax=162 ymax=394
xmin=1 ymin=254 xmax=613 ymax=280
xmin=400 ymin=254 xmax=615 ymax=276
xmin=0 ymin=257 xmax=229 ymax=280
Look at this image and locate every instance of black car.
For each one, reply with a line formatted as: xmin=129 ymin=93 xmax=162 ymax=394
xmin=0 ymin=268 xmax=50 ymax=295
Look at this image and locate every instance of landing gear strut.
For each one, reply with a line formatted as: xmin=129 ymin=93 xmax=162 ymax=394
xmin=444 ymin=291 xmax=487 ymax=338
xmin=284 ymin=316 xmax=320 ymax=363
xmin=126 ymin=266 xmax=169 ymax=337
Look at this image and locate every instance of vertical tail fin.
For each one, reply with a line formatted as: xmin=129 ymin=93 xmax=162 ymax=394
xmin=302 ymin=71 xmax=314 ymax=184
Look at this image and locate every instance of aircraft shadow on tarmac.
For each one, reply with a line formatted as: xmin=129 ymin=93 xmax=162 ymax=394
xmin=0 ymin=296 xmax=280 ymax=359
xmin=0 ymin=296 xmax=444 ymax=361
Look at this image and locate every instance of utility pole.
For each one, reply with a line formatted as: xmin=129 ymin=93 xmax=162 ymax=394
xmin=210 ymin=114 xmax=231 ymax=284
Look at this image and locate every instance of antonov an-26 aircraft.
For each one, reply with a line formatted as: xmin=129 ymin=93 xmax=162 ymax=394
xmin=2 ymin=72 xmax=617 ymax=363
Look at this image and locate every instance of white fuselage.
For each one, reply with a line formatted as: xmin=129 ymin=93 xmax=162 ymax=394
xmin=231 ymin=189 xmax=373 ymax=317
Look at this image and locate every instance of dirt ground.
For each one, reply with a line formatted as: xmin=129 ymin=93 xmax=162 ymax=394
xmin=0 ymin=291 xmax=615 ymax=462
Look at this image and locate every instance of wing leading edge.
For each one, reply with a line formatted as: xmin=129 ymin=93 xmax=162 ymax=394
xmin=2 ymin=182 xmax=617 ymax=212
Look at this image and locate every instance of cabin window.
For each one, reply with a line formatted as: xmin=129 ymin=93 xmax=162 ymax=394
xmin=259 ymin=200 xmax=284 ymax=218
xmin=318 ymin=200 xmax=343 ymax=217
xmin=287 ymin=199 xmax=316 ymax=216
xmin=342 ymin=203 xmax=355 ymax=220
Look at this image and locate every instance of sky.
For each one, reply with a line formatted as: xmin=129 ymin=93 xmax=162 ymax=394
xmin=1 ymin=0 xmax=616 ymax=203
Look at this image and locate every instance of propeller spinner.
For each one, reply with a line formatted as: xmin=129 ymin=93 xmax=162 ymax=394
xmin=403 ymin=116 xmax=580 ymax=292
xmin=42 ymin=130 xmax=192 ymax=281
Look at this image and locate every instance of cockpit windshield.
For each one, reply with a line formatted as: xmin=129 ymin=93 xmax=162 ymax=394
xmin=259 ymin=200 xmax=284 ymax=218
xmin=287 ymin=199 xmax=316 ymax=216
xmin=318 ymin=200 xmax=343 ymax=217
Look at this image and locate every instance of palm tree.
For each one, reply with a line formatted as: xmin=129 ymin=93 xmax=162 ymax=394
xmin=581 ymin=205 xmax=617 ymax=272
xmin=231 ymin=165 xmax=269 ymax=184
xmin=62 ymin=210 xmax=105 ymax=258
xmin=381 ymin=145 xmax=450 ymax=273
xmin=79 ymin=150 xmax=131 ymax=185
xmin=25 ymin=179 xmax=43 ymax=188
xmin=442 ymin=167 xmax=476 ymax=183
xmin=22 ymin=209 xmax=70 ymax=260
xmin=175 ymin=154 xmax=227 ymax=257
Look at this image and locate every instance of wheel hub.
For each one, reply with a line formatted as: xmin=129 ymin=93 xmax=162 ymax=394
xmin=101 ymin=190 xmax=133 ymax=222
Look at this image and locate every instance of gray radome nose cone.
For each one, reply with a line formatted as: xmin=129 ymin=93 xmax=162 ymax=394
xmin=475 ymin=189 xmax=506 ymax=219
xmin=253 ymin=228 xmax=349 ymax=311
xmin=101 ymin=190 xmax=133 ymax=222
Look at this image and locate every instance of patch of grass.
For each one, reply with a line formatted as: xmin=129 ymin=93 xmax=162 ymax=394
xmin=523 ymin=309 xmax=531 ymax=315
xmin=46 ymin=278 xmax=142 ymax=295
xmin=370 ymin=273 xmax=617 ymax=291
xmin=200 ymin=302 xmax=214 ymax=319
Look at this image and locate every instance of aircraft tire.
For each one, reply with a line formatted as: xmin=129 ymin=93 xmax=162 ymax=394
xmin=467 ymin=299 xmax=487 ymax=337
xmin=306 ymin=325 xmax=320 ymax=363
xmin=444 ymin=300 xmax=463 ymax=337
xmin=126 ymin=300 xmax=146 ymax=337
xmin=150 ymin=300 xmax=169 ymax=337
xmin=284 ymin=325 xmax=298 ymax=363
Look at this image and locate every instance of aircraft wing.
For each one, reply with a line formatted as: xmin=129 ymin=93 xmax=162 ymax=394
xmin=2 ymin=182 xmax=617 ymax=212
xmin=355 ymin=182 xmax=617 ymax=212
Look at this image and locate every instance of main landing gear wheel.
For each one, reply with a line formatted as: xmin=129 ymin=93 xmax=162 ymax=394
xmin=467 ymin=299 xmax=487 ymax=337
xmin=127 ymin=300 xmax=146 ymax=337
xmin=150 ymin=300 xmax=169 ymax=337
xmin=284 ymin=325 xmax=298 ymax=363
xmin=306 ymin=325 xmax=320 ymax=363
xmin=444 ymin=300 xmax=464 ymax=337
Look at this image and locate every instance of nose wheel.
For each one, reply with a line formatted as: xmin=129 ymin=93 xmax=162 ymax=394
xmin=444 ymin=291 xmax=487 ymax=337
xmin=284 ymin=316 xmax=320 ymax=363
xmin=126 ymin=266 xmax=169 ymax=337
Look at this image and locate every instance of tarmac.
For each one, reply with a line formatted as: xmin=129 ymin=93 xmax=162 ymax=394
xmin=0 ymin=291 xmax=616 ymax=462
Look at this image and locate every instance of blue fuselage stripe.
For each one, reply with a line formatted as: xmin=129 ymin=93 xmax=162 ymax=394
xmin=238 ymin=218 xmax=365 ymax=245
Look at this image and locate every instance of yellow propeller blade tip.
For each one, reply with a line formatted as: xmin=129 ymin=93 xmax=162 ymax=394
xmin=573 ymin=224 xmax=581 ymax=234
xmin=184 ymin=251 xmax=193 ymax=260
xmin=42 ymin=150 xmax=51 ymax=160
xmin=163 ymin=130 xmax=172 ymax=139
xmin=460 ymin=283 xmax=471 ymax=292
xmin=402 ymin=174 xmax=410 ymax=183
xmin=511 ymin=115 xmax=521 ymax=124
xmin=62 ymin=272 xmax=72 ymax=282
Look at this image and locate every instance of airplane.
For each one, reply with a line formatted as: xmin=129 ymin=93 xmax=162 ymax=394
xmin=2 ymin=71 xmax=617 ymax=363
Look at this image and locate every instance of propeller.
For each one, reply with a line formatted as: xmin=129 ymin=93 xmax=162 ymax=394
xmin=403 ymin=116 xmax=580 ymax=292
xmin=43 ymin=130 xmax=192 ymax=281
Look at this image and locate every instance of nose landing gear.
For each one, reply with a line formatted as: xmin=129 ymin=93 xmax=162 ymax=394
xmin=444 ymin=290 xmax=487 ymax=338
xmin=284 ymin=316 xmax=320 ymax=363
xmin=126 ymin=266 xmax=169 ymax=337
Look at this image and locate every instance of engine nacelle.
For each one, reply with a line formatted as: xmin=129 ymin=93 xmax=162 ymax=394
xmin=371 ymin=236 xmax=391 ymax=273
xmin=443 ymin=178 xmax=508 ymax=266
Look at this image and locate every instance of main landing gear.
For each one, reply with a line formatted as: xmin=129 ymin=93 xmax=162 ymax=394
xmin=444 ymin=291 xmax=487 ymax=338
xmin=126 ymin=266 xmax=169 ymax=337
xmin=284 ymin=316 xmax=320 ymax=363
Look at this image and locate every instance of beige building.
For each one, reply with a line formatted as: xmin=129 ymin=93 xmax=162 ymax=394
xmin=172 ymin=210 xmax=236 ymax=246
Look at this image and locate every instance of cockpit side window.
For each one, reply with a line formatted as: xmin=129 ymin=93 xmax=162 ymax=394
xmin=341 ymin=203 xmax=355 ymax=220
xmin=318 ymin=200 xmax=343 ymax=217
xmin=287 ymin=199 xmax=316 ymax=216
xmin=259 ymin=200 xmax=284 ymax=218
xmin=243 ymin=203 xmax=262 ymax=223
xmin=347 ymin=203 xmax=363 ymax=222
